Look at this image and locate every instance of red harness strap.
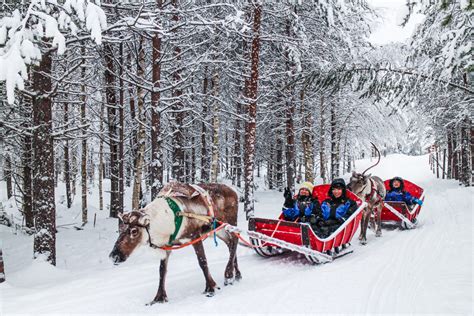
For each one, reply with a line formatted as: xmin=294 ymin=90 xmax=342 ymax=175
xmin=365 ymin=178 xmax=383 ymax=206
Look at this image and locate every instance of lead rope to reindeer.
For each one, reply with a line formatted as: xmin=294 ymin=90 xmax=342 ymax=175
xmin=233 ymin=219 xmax=283 ymax=249
xmin=212 ymin=218 xmax=218 ymax=247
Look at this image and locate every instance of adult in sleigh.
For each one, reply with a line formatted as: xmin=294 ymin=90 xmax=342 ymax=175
xmin=248 ymin=180 xmax=366 ymax=263
xmin=381 ymin=176 xmax=425 ymax=229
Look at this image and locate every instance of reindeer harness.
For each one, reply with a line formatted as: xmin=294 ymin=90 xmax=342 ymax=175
xmin=143 ymin=185 xmax=219 ymax=250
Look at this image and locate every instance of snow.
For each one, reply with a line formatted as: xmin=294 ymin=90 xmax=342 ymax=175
xmin=0 ymin=154 xmax=472 ymax=314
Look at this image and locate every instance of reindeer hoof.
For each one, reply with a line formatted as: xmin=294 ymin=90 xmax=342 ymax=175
xmin=147 ymin=297 xmax=168 ymax=305
xmin=376 ymin=231 xmax=382 ymax=237
xmin=235 ymin=273 xmax=242 ymax=281
xmin=360 ymin=239 xmax=367 ymax=245
xmin=224 ymin=277 xmax=234 ymax=286
xmin=205 ymin=291 xmax=215 ymax=297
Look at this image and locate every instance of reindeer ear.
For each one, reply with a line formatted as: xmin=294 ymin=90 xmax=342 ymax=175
xmin=118 ymin=212 xmax=124 ymax=221
xmin=138 ymin=211 xmax=150 ymax=227
xmin=365 ymin=173 xmax=371 ymax=179
xmin=352 ymin=171 xmax=357 ymax=176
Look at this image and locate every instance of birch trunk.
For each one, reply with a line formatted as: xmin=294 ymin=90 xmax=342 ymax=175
xmin=132 ymin=37 xmax=146 ymax=210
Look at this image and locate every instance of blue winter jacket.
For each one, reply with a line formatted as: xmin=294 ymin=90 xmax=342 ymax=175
xmin=320 ymin=200 xmax=355 ymax=221
xmin=385 ymin=189 xmax=414 ymax=205
xmin=283 ymin=201 xmax=315 ymax=221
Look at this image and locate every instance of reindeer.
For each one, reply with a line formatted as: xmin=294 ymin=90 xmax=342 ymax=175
xmin=109 ymin=182 xmax=241 ymax=304
xmin=348 ymin=143 xmax=386 ymax=245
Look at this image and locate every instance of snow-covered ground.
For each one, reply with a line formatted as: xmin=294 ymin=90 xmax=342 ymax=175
xmin=0 ymin=154 xmax=472 ymax=315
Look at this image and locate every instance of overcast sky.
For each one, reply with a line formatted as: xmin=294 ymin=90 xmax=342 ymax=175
xmin=367 ymin=0 xmax=425 ymax=46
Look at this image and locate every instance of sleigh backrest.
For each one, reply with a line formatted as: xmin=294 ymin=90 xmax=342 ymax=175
xmin=311 ymin=184 xmax=363 ymax=206
xmin=383 ymin=179 xmax=424 ymax=199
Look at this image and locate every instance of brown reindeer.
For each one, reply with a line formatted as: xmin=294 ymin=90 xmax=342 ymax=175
xmin=348 ymin=144 xmax=386 ymax=245
xmin=109 ymin=183 xmax=241 ymax=304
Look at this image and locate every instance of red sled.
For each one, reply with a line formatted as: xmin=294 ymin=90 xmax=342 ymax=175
xmin=248 ymin=185 xmax=367 ymax=264
xmin=381 ymin=179 xmax=425 ymax=229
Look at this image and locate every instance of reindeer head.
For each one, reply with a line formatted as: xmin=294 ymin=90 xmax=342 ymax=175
xmin=348 ymin=171 xmax=371 ymax=196
xmin=109 ymin=210 xmax=151 ymax=265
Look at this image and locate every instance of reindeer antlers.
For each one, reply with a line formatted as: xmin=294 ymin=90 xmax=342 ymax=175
xmin=362 ymin=142 xmax=381 ymax=175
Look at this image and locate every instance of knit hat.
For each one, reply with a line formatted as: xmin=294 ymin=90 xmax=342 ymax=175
xmin=298 ymin=181 xmax=314 ymax=193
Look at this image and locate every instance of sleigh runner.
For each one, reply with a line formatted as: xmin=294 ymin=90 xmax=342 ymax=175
xmin=381 ymin=179 xmax=425 ymax=229
xmin=246 ymin=185 xmax=367 ymax=264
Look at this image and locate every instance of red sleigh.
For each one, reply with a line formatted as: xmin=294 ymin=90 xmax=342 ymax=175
xmin=247 ymin=185 xmax=367 ymax=264
xmin=381 ymin=179 xmax=425 ymax=229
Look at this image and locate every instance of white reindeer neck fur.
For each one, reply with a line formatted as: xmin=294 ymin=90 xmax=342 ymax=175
xmin=143 ymin=197 xmax=187 ymax=247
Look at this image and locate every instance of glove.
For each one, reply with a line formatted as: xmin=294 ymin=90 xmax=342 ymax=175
xmin=321 ymin=203 xmax=330 ymax=220
xmin=413 ymin=198 xmax=423 ymax=206
xmin=303 ymin=205 xmax=313 ymax=217
xmin=283 ymin=187 xmax=292 ymax=199
xmin=283 ymin=188 xmax=294 ymax=208
xmin=336 ymin=201 xmax=351 ymax=219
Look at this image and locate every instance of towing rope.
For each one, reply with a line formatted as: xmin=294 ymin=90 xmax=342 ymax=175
xmin=146 ymin=222 xmax=228 ymax=251
xmin=233 ymin=219 xmax=283 ymax=249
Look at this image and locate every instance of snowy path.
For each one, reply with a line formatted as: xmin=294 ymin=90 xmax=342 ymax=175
xmin=0 ymin=154 xmax=472 ymax=314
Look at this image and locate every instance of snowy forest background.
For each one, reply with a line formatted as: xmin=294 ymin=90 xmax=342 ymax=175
xmin=0 ymin=0 xmax=472 ymax=269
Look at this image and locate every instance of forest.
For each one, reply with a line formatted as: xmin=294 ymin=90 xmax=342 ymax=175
xmin=0 ymin=0 xmax=472 ymax=270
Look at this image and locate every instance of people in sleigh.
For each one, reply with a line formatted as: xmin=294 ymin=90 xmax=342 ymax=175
xmin=282 ymin=182 xmax=321 ymax=223
xmin=282 ymin=179 xmax=357 ymax=238
xmin=311 ymin=178 xmax=358 ymax=238
xmin=385 ymin=176 xmax=423 ymax=207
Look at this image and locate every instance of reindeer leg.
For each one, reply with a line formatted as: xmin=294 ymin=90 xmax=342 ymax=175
xmin=149 ymin=251 xmax=171 ymax=305
xmin=192 ymin=240 xmax=218 ymax=297
xmin=359 ymin=210 xmax=370 ymax=245
xmin=375 ymin=205 xmax=383 ymax=237
xmin=223 ymin=233 xmax=238 ymax=286
xmin=234 ymin=254 xmax=242 ymax=281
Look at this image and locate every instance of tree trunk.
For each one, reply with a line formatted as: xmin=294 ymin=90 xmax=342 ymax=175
xmin=32 ymin=50 xmax=56 ymax=265
xmin=244 ymin=3 xmax=262 ymax=219
xmin=132 ymin=36 xmax=146 ymax=210
xmin=447 ymin=129 xmax=453 ymax=178
xmin=98 ymin=103 xmax=104 ymax=211
xmin=233 ymin=102 xmax=242 ymax=188
xmin=0 ymin=248 xmax=4 ymax=283
xmin=4 ymin=154 xmax=12 ymax=199
xmin=63 ymin=103 xmax=72 ymax=209
xmin=330 ymin=102 xmax=339 ymax=180
xmin=452 ymin=130 xmax=459 ymax=180
xmin=23 ymin=131 xmax=34 ymax=228
xmin=118 ymin=43 xmax=125 ymax=212
xmin=151 ymin=2 xmax=163 ymax=199
xmin=276 ymin=130 xmax=284 ymax=190
xmin=201 ymin=67 xmax=210 ymax=182
xmin=300 ymin=89 xmax=314 ymax=183
xmin=172 ymin=20 xmax=185 ymax=181
xmin=319 ymin=96 xmax=327 ymax=183
xmin=210 ymin=72 xmax=220 ymax=183
xmin=81 ymin=46 xmax=88 ymax=225
xmin=461 ymin=116 xmax=471 ymax=186
xmin=104 ymin=43 xmax=120 ymax=218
